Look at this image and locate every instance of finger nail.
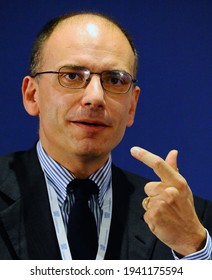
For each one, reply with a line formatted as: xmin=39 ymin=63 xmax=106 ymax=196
xmin=130 ymin=146 xmax=141 ymax=157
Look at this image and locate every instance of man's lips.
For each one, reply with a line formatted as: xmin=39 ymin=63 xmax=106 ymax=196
xmin=70 ymin=119 xmax=111 ymax=130
xmin=73 ymin=120 xmax=107 ymax=126
xmin=72 ymin=120 xmax=107 ymax=126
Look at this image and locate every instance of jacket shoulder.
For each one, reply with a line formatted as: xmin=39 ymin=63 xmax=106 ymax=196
xmin=0 ymin=147 xmax=40 ymax=199
xmin=0 ymin=151 xmax=25 ymax=183
xmin=0 ymin=148 xmax=37 ymax=179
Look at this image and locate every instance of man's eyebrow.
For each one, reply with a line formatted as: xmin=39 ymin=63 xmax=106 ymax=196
xmin=58 ymin=64 xmax=131 ymax=74
xmin=59 ymin=64 xmax=87 ymax=69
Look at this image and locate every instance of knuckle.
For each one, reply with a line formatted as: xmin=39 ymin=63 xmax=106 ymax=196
xmin=164 ymin=187 xmax=179 ymax=204
xmin=146 ymin=201 xmax=168 ymax=225
xmin=148 ymin=201 xmax=166 ymax=218
xmin=176 ymin=177 xmax=188 ymax=191
xmin=153 ymin=156 xmax=163 ymax=170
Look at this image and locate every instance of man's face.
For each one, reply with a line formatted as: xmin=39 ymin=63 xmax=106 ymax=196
xmin=23 ymin=17 xmax=140 ymax=169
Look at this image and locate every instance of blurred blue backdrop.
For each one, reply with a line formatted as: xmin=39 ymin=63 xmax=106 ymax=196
xmin=0 ymin=0 xmax=211 ymax=200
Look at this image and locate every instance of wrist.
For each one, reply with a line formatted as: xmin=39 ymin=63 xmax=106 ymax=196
xmin=174 ymin=227 xmax=206 ymax=257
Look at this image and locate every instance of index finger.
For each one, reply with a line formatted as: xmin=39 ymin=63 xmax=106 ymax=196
xmin=130 ymin=146 xmax=180 ymax=184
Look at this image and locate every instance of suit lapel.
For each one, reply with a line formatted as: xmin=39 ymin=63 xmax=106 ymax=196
xmin=107 ymin=165 xmax=157 ymax=260
xmin=126 ymin=209 xmax=157 ymax=260
xmin=15 ymin=147 xmax=61 ymax=259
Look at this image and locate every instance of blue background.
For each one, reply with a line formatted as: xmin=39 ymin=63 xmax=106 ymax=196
xmin=0 ymin=1 xmax=211 ymax=200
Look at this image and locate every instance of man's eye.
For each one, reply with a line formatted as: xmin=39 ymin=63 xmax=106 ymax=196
xmin=110 ymin=77 xmax=121 ymax=84
xmin=108 ymin=76 xmax=125 ymax=85
xmin=65 ymin=73 xmax=79 ymax=80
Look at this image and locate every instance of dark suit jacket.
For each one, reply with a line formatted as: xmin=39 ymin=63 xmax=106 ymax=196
xmin=1 ymin=146 xmax=212 ymax=260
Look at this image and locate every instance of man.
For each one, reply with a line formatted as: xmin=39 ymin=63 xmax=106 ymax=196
xmin=0 ymin=12 xmax=212 ymax=260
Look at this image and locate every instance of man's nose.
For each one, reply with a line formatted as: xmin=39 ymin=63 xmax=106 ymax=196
xmin=81 ymin=75 xmax=106 ymax=110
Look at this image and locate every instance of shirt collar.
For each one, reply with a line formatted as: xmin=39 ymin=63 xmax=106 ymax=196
xmin=36 ymin=140 xmax=112 ymax=208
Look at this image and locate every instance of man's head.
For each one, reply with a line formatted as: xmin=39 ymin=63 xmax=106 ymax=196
xmin=22 ymin=12 xmax=140 ymax=177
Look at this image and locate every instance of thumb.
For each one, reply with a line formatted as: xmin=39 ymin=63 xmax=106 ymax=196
xmin=165 ymin=150 xmax=178 ymax=171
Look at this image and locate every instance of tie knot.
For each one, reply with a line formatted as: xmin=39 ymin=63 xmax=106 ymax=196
xmin=68 ymin=179 xmax=98 ymax=201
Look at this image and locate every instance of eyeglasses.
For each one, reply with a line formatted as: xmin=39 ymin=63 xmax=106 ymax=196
xmin=32 ymin=65 xmax=137 ymax=94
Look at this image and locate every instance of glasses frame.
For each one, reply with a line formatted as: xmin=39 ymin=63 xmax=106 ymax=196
xmin=31 ymin=66 xmax=137 ymax=94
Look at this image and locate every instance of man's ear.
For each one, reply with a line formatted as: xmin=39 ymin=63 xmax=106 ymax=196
xmin=127 ymin=85 xmax=140 ymax=127
xmin=22 ymin=76 xmax=40 ymax=116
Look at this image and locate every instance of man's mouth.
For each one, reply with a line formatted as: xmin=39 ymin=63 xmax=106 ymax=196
xmin=71 ymin=119 xmax=109 ymax=131
xmin=78 ymin=121 xmax=104 ymax=126
xmin=72 ymin=118 xmax=109 ymax=127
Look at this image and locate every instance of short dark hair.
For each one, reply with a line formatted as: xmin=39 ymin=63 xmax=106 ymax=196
xmin=30 ymin=11 xmax=138 ymax=76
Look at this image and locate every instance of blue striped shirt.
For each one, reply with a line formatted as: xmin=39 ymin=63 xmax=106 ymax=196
xmin=36 ymin=140 xmax=112 ymax=235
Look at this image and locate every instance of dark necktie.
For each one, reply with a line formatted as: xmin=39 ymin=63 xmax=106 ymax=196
xmin=67 ymin=179 xmax=98 ymax=260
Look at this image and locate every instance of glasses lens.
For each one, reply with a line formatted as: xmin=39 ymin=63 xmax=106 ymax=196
xmin=101 ymin=71 xmax=132 ymax=93
xmin=58 ymin=66 xmax=89 ymax=89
